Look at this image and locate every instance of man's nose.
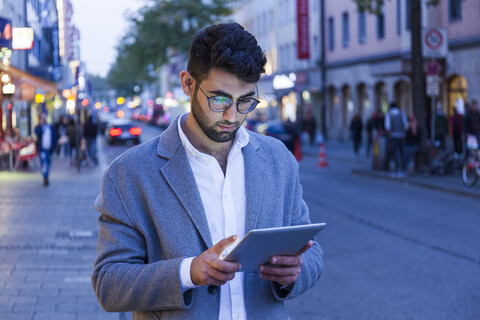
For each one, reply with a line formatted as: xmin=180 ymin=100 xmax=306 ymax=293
xmin=223 ymin=102 xmax=238 ymax=122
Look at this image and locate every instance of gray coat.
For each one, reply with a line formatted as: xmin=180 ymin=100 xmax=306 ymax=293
xmin=92 ymin=118 xmax=323 ymax=319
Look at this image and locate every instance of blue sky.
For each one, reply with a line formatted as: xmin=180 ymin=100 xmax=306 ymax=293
xmin=71 ymin=0 xmax=144 ymax=77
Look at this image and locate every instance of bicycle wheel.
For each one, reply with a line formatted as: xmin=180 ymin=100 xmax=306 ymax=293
xmin=462 ymin=157 xmax=478 ymax=187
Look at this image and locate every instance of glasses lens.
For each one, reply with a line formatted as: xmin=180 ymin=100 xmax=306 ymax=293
xmin=237 ymin=98 xmax=258 ymax=113
xmin=210 ymin=96 xmax=232 ymax=111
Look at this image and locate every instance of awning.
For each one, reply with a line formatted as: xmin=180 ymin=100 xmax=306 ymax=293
xmin=0 ymin=63 xmax=58 ymax=95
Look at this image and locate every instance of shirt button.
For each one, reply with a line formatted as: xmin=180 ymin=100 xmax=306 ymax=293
xmin=207 ymin=285 xmax=218 ymax=294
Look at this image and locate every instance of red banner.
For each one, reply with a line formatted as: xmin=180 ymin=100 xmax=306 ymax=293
xmin=297 ymin=0 xmax=310 ymax=60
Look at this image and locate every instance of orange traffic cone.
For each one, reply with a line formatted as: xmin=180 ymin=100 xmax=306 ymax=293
xmin=317 ymin=142 xmax=328 ymax=167
xmin=294 ymin=137 xmax=303 ymax=161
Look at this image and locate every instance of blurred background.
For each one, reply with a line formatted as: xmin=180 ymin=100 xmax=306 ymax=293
xmin=0 ymin=1 xmax=479 ymax=319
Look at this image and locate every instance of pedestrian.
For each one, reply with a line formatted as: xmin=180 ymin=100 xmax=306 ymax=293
xmin=349 ymin=113 xmax=363 ymax=155
xmin=434 ymin=108 xmax=448 ymax=150
xmin=404 ymin=115 xmax=421 ymax=173
xmin=66 ymin=118 xmax=77 ymax=166
xmin=365 ymin=112 xmax=378 ymax=156
xmin=34 ymin=113 xmax=57 ymax=186
xmin=56 ymin=116 xmax=70 ymax=157
xmin=449 ymin=107 xmax=463 ymax=155
xmin=92 ymin=22 xmax=323 ymax=319
xmin=464 ymin=99 xmax=480 ymax=153
xmin=83 ymin=115 xmax=98 ymax=165
xmin=385 ymin=102 xmax=408 ymax=177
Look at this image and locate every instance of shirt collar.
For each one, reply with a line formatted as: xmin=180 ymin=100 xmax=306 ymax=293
xmin=177 ymin=113 xmax=250 ymax=161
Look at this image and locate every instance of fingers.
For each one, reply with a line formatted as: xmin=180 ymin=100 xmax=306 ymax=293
xmin=295 ymin=240 xmax=313 ymax=256
xmin=212 ymin=235 xmax=238 ymax=256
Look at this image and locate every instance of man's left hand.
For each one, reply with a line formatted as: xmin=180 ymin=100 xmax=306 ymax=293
xmin=258 ymin=241 xmax=313 ymax=287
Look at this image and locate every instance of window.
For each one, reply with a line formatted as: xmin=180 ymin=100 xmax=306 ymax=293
xmin=449 ymin=0 xmax=462 ymax=21
xmin=342 ymin=12 xmax=349 ymax=47
xmin=397 ymin=0 xmax=401 ymax=34
xmin=358 ymin=10 xmax=366 ymax=43
xmin=406 ymin=0 xmax=411 ymax=30
xmin=377 ymin=5 xmax=385 ymax=39
xmin=328 ymin=16 xmax=335 ymax=51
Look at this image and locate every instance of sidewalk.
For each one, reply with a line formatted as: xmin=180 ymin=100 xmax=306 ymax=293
xmin=0 ymin=156 xmax=128 ymax=319
xmin=302 ymin=140 xmax=480 ymax=200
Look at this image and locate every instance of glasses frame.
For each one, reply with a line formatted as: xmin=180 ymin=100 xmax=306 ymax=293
xmin=192 ymin=75 xmax=260 ymax=114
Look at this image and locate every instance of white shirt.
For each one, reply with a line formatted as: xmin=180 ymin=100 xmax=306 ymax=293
xmin=177 ymin=113 xmax=249 ymax=320
xmin=42 ymin=125 xmax=52 ymax=150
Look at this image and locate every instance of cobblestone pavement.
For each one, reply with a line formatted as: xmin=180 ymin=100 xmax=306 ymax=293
xmin=0 ymin=157 xmax=130 ymax=320
xmin=1 ymin=139 xmax=478 ymax=319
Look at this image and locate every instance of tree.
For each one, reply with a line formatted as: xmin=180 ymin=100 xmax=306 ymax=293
xmin=107 ymin=0 xmax=232 ymax=94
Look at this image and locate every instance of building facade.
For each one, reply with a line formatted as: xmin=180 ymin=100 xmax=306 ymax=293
xmin=324 ymin=0 xmax=480 ymax=140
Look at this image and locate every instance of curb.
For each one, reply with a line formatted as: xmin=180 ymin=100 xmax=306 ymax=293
xmin=351 ymin=169 xmax=480 ymax=200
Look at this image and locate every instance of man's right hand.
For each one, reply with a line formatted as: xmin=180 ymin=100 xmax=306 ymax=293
xmin=190 ymin=235 xmax=241 ymax=286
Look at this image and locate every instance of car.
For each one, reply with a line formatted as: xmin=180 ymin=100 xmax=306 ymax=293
xmin=105 ymin=119 xmax=141 ymax=145
xmin=255 ymin=120 xmax=299 ymax=153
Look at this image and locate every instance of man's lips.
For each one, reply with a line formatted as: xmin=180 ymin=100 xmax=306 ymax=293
xmin=218 ymin=124 xmax=236 ymax=132
xmin=217 ymin=123 xmax=237 ymax=132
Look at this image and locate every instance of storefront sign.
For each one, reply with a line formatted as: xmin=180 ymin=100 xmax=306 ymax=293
xmin=296 ymin=0 xmax=309 ymax=60
xmin=0 ymin=17 xmax=12 ymax=49
xmin=12 ymin=28 xmax=34 ymax=50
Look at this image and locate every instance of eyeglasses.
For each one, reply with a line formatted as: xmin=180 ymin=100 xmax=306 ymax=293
xmin=193 ymin=77 xmax=260 ymax=114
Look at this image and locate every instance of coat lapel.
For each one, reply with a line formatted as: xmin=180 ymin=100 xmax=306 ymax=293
xmin=156 ymin=119 xmax=213 ymax=248
xmin=243 ymin=134 xmax=267 ymax=232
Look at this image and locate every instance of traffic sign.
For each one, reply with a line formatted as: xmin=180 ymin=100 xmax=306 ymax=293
xmin=423 ymin=27 xmax=448 ymax=58
xmin=426 ymin=75 xmax=440 ymax=97
xmin=425 ymin=60 xmax=441 ymax=76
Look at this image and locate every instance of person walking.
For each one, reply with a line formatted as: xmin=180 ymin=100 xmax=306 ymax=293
xmin=92 ymin=22 xmax=323 ymax=320
xmin=349 ymin=113 xmax=363 ymax=155
xmin=83 ymin=115 xmax=98 ymax=165
xmin=464 ymin=99 xmax=480 ymax=152
xmin=365 ymin=112 xmax=378 ymax=156
xmin=385 ymin=102 xmax=408 ymax=177
xmin=449 ymin=107 xmax=463 ymax=155
xmin=404 ymin=115 xmax=421 ymax=173
xmin=35 ymin=113 xmax=57 ymax=186
xmin=434 ymin=109 xmax=449 ymax=150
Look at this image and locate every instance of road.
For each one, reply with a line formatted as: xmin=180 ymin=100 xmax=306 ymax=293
xmin=100 ymin=121 xmax=480 ymax=319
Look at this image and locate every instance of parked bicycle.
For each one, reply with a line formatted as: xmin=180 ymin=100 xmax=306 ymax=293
xmin=462 ymin=149 xmax=480 ymax=187
xmin=427 ymin=141 xmax=462 ymax=175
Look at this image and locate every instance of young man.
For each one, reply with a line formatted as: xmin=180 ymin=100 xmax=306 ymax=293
xmin=92 ymin=22 xmax=323 ymax=320
xmin=35 ymin=113 xmax=57 ymax=186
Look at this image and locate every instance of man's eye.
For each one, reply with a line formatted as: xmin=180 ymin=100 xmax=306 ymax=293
xmin=212 ymin=97 xmax=230 ymax=104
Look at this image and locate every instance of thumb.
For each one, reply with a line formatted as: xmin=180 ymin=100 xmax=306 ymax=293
xmin=212 ymin=235 xmax=238 ymax=256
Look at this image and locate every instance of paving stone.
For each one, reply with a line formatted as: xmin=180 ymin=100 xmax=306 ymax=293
xmin=33 ymin=311 xmax=75 ymax=320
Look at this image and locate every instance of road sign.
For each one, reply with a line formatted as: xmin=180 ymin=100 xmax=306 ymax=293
xmin=425 ymin=60 xmax=441 ymax=76
xmin=426 ymin=75 xmax=440 ymax=97
xmin=423 ymin=27 xmax=448 ymax=58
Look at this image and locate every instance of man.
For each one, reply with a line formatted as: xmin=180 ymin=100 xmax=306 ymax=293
xmin=83 ymin=115 xmax=98 ymax=165
xmin=464 ymin=99 xmax=480 ymax=150
xmin=35 ymin=113 xmax=57 ymax=186
xmin=384 ymin=102 xmax=408 ymax=177
xmin=92 ymin=23 xmax=323 ymax=320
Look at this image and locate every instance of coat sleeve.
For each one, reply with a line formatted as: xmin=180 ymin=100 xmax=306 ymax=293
xmin=91 ymin=170 xmax=193 ymax=312
xmin=272 ymin=155 xmax=324 ymax=300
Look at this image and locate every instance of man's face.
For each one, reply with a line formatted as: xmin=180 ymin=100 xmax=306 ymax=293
xmin=190 ymin=68 xmax=256 ymax=143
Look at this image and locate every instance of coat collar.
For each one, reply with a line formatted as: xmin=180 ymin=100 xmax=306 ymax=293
xmin=155 ymin=117 xmax=268 ymax=247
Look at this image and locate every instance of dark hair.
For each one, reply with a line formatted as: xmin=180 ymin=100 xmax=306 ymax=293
xmin=389 ymin=102 xmax=399 ymax=110
xmin=187 ymin=22 xmax=267 ymax=84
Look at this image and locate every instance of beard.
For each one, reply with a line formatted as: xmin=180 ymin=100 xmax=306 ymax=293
xmin=191 ymin=88 xmax=241 ymax=143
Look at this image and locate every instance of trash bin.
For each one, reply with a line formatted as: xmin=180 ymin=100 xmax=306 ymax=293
xmin=372 ymin=136 xmax=389 ymax=170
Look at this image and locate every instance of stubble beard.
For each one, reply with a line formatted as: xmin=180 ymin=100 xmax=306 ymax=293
xmin=191 ymin=88 xmax=241 ymax=143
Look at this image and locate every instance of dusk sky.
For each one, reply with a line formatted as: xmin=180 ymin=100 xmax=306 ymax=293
xmin=71 ymin=0 xmax=144 ymax=77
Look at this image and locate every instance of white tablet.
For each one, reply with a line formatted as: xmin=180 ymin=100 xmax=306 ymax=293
xmin=223 ymin=223 xmax=326 ymax=273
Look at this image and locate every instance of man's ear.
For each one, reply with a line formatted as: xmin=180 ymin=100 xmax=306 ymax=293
xmin=180 ymin=70 xmax=194 ymax=96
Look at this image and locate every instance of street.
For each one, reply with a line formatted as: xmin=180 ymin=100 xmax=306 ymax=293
xmin=1 ymin=121 xmax=479 ymax=319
